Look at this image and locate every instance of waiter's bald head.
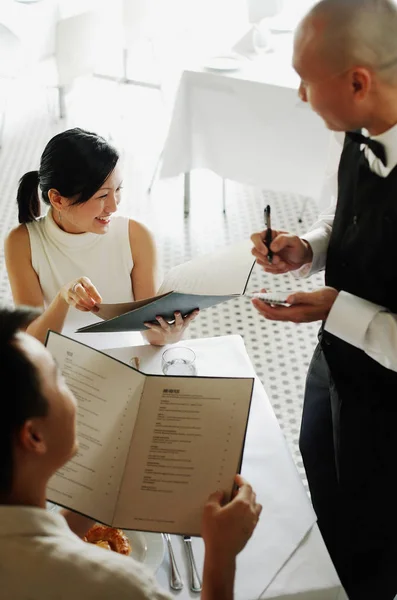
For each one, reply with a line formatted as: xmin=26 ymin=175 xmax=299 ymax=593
xmin=297 ymin=0 xmax=397 ymax=83
xmin=293 ymin=0 xmax=397 ymax=133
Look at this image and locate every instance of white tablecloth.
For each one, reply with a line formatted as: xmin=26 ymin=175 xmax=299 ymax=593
xmin=160 ymin=34 xmax=332 ymax=201
xmin=99 ymin=334 xmax=347 ymax=600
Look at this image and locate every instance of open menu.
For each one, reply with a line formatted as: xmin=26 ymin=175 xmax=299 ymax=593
xmin=45 ymin=331 xmax=254 ymax=535
xmin=76 ymin=240 xmax=255 ymax=333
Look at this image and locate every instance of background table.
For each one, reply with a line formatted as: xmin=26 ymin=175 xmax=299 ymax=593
xmin=159 ymin=34 xmax=332 ymax=215
xmin=103 ymin=334 xmax=347 ymax=599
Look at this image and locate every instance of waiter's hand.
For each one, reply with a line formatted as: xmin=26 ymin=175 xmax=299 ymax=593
xmin=251 ymin=229 xmax=313 ymax=274
xmin=252 ymin=287 xmax=339 ymax=323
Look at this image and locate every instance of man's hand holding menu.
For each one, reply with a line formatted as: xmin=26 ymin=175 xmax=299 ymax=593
xmin=45 ymin=331 xmax=254 ymax=535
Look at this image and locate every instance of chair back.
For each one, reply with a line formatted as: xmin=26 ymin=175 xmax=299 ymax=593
xmin=0 ymin=24 xmax=23 ymax=79
xmin=247 ymin=0 xmax=284 ymax=22
xmin=55 ymin=10 xmax=100 ymax=86
xmin=122 ymin=0 xmax=150 ymax=48
xmin=122 ymin=0 xmax=182 ymax=50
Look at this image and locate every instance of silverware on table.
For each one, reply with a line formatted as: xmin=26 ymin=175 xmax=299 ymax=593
xmin=163 ymin=533 xmax=184 ymax=590
xmin=183 ymin=535 xmax=202 ymax=593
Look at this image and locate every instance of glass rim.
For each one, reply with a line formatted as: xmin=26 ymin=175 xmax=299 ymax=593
xmin=161 ymin=346 xmax=196 ymax=363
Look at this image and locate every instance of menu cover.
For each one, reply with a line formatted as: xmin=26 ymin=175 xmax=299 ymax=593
xmin=76 ymin=240 xmax=255 ymax=333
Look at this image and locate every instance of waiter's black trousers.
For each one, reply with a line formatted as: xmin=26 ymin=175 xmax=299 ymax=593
xmin=299 ymin=344 xmax=397 ymax=600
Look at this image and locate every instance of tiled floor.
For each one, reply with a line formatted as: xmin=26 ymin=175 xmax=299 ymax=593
xmin=0 ymin=74 xmax=325 ymax=489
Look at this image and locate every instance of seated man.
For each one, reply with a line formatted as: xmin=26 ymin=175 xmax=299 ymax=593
xmin=0 ymin=306 xmax=261 ymax=600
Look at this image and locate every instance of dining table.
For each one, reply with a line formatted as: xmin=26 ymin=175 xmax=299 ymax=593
xmin=158 ymin=32 xmax=332 ymax=217
xmin=81 ymin=330 xmax=348 ymax=600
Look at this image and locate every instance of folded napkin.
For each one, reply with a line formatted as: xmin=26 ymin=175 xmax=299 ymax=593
xmin=232 ymin=24 xmax=272 ymax=58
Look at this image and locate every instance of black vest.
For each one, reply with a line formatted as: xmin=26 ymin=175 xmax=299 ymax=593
xmin=323 ymin=135 xmax=397 ymax=395
xmin=321 ymin=134 xmax=397 ymax=547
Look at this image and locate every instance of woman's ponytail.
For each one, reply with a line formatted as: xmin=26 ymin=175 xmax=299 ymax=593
xmin=16 ymin=171 xmax=40 ymax=223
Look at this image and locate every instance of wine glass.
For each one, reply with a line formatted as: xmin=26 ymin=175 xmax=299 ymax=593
xmin=252 ymin=20 xmax=273 ymax=54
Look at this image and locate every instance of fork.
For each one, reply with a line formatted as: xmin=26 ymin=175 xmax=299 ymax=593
xmin=163 ymin=533 xmax=184 ymax=590
xmin=183 ymin=535 xmax=202 ymax=593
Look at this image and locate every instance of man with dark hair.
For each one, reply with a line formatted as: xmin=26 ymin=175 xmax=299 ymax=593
xmin=0 ymin=306 xmax=261 ymax=600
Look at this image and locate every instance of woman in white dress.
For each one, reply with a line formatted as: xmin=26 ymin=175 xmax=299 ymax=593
xmin=5 ymin=128 xmax=198 ymax=345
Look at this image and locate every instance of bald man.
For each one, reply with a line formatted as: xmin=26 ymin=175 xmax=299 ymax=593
xmin=250 ymin=1 xmax=397 ymax=598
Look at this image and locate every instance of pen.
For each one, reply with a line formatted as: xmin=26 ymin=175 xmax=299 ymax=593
xmin=264 ymin=205 xmax=273 ymax=264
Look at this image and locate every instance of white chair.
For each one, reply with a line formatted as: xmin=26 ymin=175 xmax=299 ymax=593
xmin=28 ymin=10 xmax=100 ymax=119
xmin=0 ymin=23 xmax=24 ymax=148
xmin=120 ymin=0 xmax=168 ymax=91
xmin=247 ymin=0 xmax=284 ymax=23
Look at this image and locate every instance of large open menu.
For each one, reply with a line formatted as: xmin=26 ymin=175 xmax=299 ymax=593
xmin=45 ymin=331 xmax=254 ymax=535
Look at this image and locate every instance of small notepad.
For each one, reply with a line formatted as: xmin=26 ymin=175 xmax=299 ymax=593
xmin=248 ymin=292 xmax=291 ymax=306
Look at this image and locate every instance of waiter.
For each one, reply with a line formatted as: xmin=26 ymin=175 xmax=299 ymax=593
xmin=250 ymin=1 xmax=397 ymax=598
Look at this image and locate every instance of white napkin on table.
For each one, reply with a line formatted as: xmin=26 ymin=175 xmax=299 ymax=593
xmin=232 ymin=24 xmax=272 ymax=58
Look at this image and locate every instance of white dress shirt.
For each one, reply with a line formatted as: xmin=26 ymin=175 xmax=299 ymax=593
xmin=300 ymin=123 xmax=397 ymax=372
xmin=0 ymin=506 xmax=171 ymax=600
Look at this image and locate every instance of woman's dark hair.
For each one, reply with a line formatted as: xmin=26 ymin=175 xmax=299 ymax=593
xmin=16 ymin=128 xmax=119 ymax=223
xmin=0 ymin=306 xmax=48 ymax=496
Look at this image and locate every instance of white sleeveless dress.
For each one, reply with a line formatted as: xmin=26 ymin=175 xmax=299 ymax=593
xmin=26 ymin=209 xmax=142 ymax=347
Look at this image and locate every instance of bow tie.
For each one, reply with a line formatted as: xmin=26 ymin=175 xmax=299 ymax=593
xmin=346 ymin=130 xmax=388 ymax=167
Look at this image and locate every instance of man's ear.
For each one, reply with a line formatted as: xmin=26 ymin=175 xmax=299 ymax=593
xmin=351 ymin=68 xmax=371 ymax=99
xmin=18 ymin=420 xmax=47 ymax=456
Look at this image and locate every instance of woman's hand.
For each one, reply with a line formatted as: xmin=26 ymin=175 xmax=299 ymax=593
xmin=143 ymin=309 xmax=199 ymax=346
xmin=59 ymin=276 xmax=102 ymax=312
